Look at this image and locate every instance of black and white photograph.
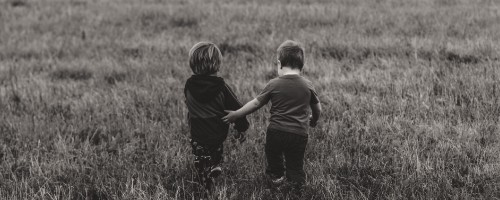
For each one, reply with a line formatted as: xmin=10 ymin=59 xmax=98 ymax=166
xmin=1 ymin=0 xmax=499 ymax=199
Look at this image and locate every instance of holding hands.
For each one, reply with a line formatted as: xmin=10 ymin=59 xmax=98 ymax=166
xmin=223 ymin=110 xmax=246 ymax=143
xmin=222 ymin=98 xmax=262 ymax=124
xmin=222 ymin=110 xmax=241 ymax=124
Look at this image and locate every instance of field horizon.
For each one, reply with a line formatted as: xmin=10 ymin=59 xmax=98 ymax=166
xmin=1 ymin=0 xmax=500 ymax=199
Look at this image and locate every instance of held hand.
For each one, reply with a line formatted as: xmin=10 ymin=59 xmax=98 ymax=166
xmin=222 ymin=110 xmax=240 ymax=124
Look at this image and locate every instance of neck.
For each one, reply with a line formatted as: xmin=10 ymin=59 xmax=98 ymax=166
xmin=280 ymin=67 xmax=300 ymax=75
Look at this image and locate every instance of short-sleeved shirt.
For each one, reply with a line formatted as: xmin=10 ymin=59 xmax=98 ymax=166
xmin=256 ymin=74 xmax=320 ymax=136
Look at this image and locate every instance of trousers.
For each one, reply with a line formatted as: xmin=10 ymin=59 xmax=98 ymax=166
xmin=190 ymin=139 xmax=223 ymax=189
xmin=265 ymin=128 xmax=308 ymax=186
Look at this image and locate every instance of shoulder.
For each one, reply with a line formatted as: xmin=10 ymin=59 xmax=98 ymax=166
xmin=268 ymin=77 xmax=280 ymax=84
xmin=300 ymin=76 xmax=312 ymax=83
xmin=264 ymin=77 xmax=280 ymax=87
xmin=299 ymin=76 xmax=315 ymax=88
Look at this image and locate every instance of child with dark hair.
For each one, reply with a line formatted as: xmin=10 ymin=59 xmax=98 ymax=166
xmin=185 ymin=42 xmax=249 ymax=191
xmin=223 ymin=40 xmax=321 ymax=190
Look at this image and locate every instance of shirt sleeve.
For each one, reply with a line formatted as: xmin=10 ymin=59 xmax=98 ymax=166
xmin=256 ymin=81 xmax=273 ymax=105
xmin=309 ymin=84 xmax=320 ymax=105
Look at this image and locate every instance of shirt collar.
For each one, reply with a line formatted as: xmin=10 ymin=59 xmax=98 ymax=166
xmin=280 ymin=74 xmax=301 ymax=79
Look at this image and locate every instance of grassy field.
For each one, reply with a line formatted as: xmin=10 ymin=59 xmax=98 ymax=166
xmin=1 ymin=0 xmax=500 ymax=199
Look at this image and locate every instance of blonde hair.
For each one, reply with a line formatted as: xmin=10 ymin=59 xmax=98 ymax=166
xmin=188 ymin=42 xmax=222 ymax=75
xmin=277 ymin=40 xmax=304 ymax=70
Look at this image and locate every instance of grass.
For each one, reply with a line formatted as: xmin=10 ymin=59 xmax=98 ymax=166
xmin=1 ymin=0 xmax=500 ymax=199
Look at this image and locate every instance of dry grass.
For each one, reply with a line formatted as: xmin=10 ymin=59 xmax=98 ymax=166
xmin=1 ymin=0 xmax=500 ymax=199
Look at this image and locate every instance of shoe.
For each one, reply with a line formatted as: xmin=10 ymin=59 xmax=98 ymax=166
xmin=209 ymin=166 xmax=222 ymax=178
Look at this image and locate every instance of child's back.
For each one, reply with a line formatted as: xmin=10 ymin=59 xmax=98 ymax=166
xmin=185 ymin=75 xmax=249 ymax=144
xmin=256 ymin=74 xmax=319 ymax=136
xmin=222 ymin=40 xmax=321 ymax=190
xmin=184 ymin=42 xmax=249 ymax=192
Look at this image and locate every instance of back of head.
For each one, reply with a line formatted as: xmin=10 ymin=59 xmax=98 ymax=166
xmin=277 ymin=40 xmax=305 ymax=70
xmin=189 ymin=42 xmax=222 ymax=75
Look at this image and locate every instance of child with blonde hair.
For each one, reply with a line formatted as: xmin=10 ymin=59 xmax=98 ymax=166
xmin=184 ymin=42 xmax=249 ymax=191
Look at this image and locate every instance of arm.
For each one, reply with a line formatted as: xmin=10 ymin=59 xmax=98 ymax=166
xmin=222 ymin=98 xmax=264 ymax=123
xmin=309 ymin=102 xmax=321 ymax=127
xmin=223 ymin=80 xmax=273 ymax=124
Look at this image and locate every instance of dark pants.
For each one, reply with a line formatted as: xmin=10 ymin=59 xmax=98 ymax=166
xmin=190 ymin=139 xmax=223 ymax=190
xmin=265 ymin=129 xmax=308 ymax=186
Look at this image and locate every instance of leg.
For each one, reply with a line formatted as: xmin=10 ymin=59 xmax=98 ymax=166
xmin=265 ymin=130 xmax=285 ymax=178
xmin=209 ymin=143 xmax=223 ymax=167
xmin=208 ymin=143 xmax=223 ymax=178
xmin=284 ymin=135 xmax=307 ymax=187
xmin=190 ymin=140 xmax=213 ymax=190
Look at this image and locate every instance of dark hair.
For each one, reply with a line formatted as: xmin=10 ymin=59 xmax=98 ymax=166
xmin=277 ymin=40 xmax=304 ymax=70
xmin=188 ymin=42 xmax=222 ymax=75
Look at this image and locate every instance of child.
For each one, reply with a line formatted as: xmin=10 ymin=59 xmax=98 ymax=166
xmin=222 ymin=40 xmax=321 ymax=189
xmin=184 ymin=42 xmax=249 ymax=191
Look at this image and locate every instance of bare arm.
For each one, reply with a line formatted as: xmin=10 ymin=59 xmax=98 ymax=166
xmin=222 ymin=98 xmax=263 ymax=123
xmin=309 ymin=102 xmax=322 ymax=127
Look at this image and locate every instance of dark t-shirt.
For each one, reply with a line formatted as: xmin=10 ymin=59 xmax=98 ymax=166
xmin=256 ymin=74 xmax=320 ymax=136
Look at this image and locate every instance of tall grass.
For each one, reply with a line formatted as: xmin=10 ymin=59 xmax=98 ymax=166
xmin=1 ymin=0 xmax=500 ymax=199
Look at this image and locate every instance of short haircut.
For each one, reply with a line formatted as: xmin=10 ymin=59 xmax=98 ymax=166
xmin=189 ymin=42 xmax=222 ymax=75
xmin=277 ymin=40 xmax=304 ymax=70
